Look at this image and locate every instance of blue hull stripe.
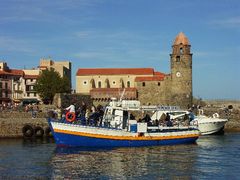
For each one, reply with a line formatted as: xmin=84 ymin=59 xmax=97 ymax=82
xmin=53 ymin=132 xmax=198 ymax=147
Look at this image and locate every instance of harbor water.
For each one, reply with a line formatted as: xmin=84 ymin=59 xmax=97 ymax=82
xmin=0 ymin=133 xmax=240 ymax=179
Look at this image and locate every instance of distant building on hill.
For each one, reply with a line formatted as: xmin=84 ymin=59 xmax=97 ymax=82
xmin=76 ymin=32 xmax=193 ymax=108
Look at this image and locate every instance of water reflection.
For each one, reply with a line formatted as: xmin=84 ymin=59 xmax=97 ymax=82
xmin=51 ymin=144 xmax=198 ymax=179
xmin=1 ymin=134 xmax=240 ymax=179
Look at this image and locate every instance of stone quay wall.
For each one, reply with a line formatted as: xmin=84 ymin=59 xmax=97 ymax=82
xmin=203 ymin=100 xmax=240 ymax=132
xmin=0 ymin=100 xmax=240 ymax=138
xmin=0 ymin=111 xmax=48 ymax=138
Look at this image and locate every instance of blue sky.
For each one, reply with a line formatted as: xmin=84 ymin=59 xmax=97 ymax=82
xmin=0 ymin=0 xmax=239 ymax=100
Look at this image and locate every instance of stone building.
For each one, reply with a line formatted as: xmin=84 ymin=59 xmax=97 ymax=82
xmin=76 ymin=32 xmax=192 ymax=108
xmin=39 ymin=58 xmax=72 ymax=89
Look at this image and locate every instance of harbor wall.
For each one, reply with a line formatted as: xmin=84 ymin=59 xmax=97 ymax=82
xmin=0 ymin=118 xmax=48 ymax=138
xmin=0 ymin=100 xmax=240 ymax=138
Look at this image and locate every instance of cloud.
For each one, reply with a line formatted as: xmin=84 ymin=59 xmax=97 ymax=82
xmin=0 ymin=36 xmax=34 ymax=53
xmin=210 ymin=16 xmax=240 ymax=28
xmin=0 ymin=0 xmax=103 ymax=24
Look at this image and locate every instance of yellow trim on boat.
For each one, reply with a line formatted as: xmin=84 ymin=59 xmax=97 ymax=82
xmin=54 ymin=129 xmax=199 ymax=140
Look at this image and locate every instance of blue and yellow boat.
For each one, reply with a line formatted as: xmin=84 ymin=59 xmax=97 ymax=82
xmin=49 ymin=99 xmax=199 ymax=147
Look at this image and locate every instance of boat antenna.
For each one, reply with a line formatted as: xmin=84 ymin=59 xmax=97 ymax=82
xmin=119 ymin=88 xmax=125 ymax=102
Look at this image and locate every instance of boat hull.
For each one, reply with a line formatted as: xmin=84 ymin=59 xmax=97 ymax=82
xmin=49 ymin=121 xmax=199 ymax=147
xmin=192 ymin=117 xmax=228 ymax=135
xmin=198 ymin=121 xmax=227 ymax=135
xmin=53 ymin=132 xmax=198 ymax=147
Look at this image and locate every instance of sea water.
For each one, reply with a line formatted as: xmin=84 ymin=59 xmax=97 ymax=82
xmin=0 ymin=133 xmax=240 ymax=179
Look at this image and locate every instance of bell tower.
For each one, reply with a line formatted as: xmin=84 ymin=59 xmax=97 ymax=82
xmin=170 ymin=32 xmax=192 ymax=108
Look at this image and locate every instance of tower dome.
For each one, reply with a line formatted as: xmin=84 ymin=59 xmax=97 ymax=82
xmin=173 ymin=32 xmax=190 ymax=45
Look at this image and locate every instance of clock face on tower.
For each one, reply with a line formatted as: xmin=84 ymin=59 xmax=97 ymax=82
xmin=176 ymin=72 xmax=181 ymax=77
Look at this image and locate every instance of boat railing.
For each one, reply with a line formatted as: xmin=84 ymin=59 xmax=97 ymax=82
xmin=141 ymin=105 xmax=180 ymax=111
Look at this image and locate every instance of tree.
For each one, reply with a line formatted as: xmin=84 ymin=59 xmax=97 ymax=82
xmin=35 ymin=68 xmax=71 ymax=104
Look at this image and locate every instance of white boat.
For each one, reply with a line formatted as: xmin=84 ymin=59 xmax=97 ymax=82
xmin=190 ymin=114 xmax=228 ymax=135
xmin=151 ymin=108 xmax=228 ymax=135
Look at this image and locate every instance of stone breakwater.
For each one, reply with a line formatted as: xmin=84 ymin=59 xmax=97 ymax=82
xmin=203 ymin=102 xmax=240 ymax=132
xmin=0 ymin=111 xmax=49 ymax=138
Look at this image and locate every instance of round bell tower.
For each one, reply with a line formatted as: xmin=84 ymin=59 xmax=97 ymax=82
xmin=170 ymin=32 xmax=192 ymax=108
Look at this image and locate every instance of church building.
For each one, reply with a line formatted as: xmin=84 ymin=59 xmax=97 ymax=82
xmin=76 ymin=32 xmax=192 ymax=108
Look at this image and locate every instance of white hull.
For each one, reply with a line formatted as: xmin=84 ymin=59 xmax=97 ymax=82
xmin=192 ymin=116 xmax=228 ymax=135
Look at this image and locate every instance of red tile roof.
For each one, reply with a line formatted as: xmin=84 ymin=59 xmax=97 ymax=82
xmin=90 ymin=87 xmax=137 ymax=92
xmin=0 ymin=70 xmax=13 ymax=76
xmin=24 ymin=75 xmax=39 ymax=79
xmin=154 ymin=71 xmax=165 ymax=76
xmin=135 ymin=75 xmax=165 ymax=82
xmin=9 ymin=69 xmax=24 ymax=76
xmin=0 ymin=69 xmax=24 ymax=76
xmin=76 ymin=68 xmax=154 ymax=76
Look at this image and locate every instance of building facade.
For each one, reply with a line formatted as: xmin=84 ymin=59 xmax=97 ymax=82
xmin=0 ymin=58 xmax=72 ymax=105
xmin=76 ymin=32 xmax=193 ymax=108
xmin=39 ymin=58 xmax=72 ymax=89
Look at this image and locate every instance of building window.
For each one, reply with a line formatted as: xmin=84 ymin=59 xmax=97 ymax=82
xmin=5 ymin=83 xmax=8 ymax=89
xmin=83 ymin=80 xmax=88 ymax=85
xmin=34 ymin=93 xmax=37 ymax=97
xmin=176 ymin=56 xmax=180 ymax=62
xmin=27 ymin=93 xmax=30 ymax=97
xmin=158 ymin=82 xmax=161 ymax=86
xmin=112 ymin=81 xmax=116 ymax=85
xmin=180 ymin=48 xmax=183 ymax=55
xmin=98 ymin=81 xmax=101 ymax=88
xmin=142 ymin=82 xmax=145 ymax=87
xmin=5 ymin=91 xmax=8 ymax=98
xmin=0 ymin=82 xmax=2 ymax=89
xmin=127 ymin=81 xmax=130 ymax=88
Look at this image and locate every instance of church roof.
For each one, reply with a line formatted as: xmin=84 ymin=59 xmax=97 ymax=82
xmin=173 ymin=32 xmax=190 ymax=45
xmin=76 ymin=68 xmax=155 ymax=76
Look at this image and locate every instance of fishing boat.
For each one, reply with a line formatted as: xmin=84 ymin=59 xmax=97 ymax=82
xmin=48 ymin=99 xmax=199 ymax=147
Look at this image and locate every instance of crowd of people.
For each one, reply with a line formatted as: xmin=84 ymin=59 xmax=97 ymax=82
xmin=55 ymin=102 xmax=105 ymax=126
xmin=0 ymin=102 xmax=41 ymax=118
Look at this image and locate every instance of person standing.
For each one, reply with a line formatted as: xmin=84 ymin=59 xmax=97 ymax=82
xmin=65 ymin=103 xmax=75 ymax=113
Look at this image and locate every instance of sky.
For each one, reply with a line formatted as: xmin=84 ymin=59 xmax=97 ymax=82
xmin=0 ymin=0 xmax=239 ymax=100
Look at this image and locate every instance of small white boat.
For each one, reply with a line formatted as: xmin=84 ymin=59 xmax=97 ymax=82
xmin=151 ymin=108 xmax=228 ymax=135
xmin=190 ymin=114 xmax=228 ymax=135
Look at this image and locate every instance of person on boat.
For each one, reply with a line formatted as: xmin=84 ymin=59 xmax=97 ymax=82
xmin=165 ymin=113 xmax=173 ymax=127
xmin=88 ymin=105 xmax=100 ymax=126
xmin=65 ymin=103 xmax=76 ymax=122
xmin=96 ymin=104 xmax=104 ymax=126
xmin=142 ymin=114 xmax=152 ymax=125
xmin=65 ymin=103 xmax=75 ymax=113
xmin=80 ymin=101 xmax=87 ymax=118
xmin=189 ymin=110 xmax=195 ymax=121
xmin=130 ymin=113 xmax=135 ymax=120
